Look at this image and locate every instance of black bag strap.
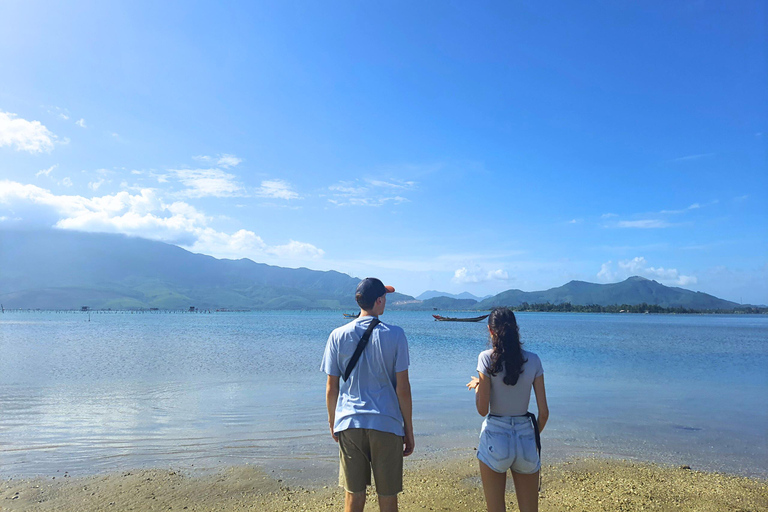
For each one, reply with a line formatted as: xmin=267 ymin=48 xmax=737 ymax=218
xmin=524 ymin=411 xmax=542 ymax=491
xmin=524 ymin=412 xmax=541 ymax=454
xmin=343 ymin=318 xmax=380 ymax=381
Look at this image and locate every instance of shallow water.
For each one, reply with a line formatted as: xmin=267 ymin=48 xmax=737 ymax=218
xmin=0 ymin=310 xmax=766 ymax=479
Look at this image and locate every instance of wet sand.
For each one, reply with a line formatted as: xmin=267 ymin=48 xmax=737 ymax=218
xmin=3 ymin=456 xmax=766 ymax=511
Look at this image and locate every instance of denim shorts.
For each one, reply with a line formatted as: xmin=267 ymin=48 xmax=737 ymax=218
xmin=477 ymin=415 xmax=540 ymax=474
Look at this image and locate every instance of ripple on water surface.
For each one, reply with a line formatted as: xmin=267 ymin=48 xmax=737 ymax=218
xmin=0 ymin=310 xmax=766 ymax=478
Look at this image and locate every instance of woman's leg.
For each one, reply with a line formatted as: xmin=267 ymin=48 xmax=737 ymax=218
xmin=510 ymin=470 xmax=539 ymax=512
xmin=479 ymin=460 xmax=507 ymax=512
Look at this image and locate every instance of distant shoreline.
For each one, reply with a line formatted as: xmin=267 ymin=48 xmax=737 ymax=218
xmin=2 ymin=307 xmax=766 ymax=315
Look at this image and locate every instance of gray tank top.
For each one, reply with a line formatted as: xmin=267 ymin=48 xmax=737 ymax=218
xmin=477 ymin=349 xmax=543 ymax=416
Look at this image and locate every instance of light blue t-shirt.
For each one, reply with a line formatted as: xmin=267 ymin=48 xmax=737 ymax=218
xmin=320 ymin=316 xmax=410 ymax=436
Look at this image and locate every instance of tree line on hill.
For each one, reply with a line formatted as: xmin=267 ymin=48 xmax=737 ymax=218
xmin=507 ymin=302 xmax=767 ymax=314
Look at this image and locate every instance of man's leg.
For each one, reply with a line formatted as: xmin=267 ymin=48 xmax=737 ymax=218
xmin=369 ymin=430 xmax=403 ymax=512
xmin=345 ymin=491 xmax=366 ymax=512
xmin=378 ymin=494 xmax=397 ymax=512
xmin=339 ymin=430 xmax=372 ymax=511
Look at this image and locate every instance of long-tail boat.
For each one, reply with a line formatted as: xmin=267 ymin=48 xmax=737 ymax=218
xmin=432 ymin=314 xmax=489 ymax=322
xmin=343 ymin=312 xmax=360 ymax=318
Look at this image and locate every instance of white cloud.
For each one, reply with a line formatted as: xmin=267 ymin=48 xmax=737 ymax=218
xmin=567 ymin=218 xmax=582 ymax=224
xmin=329 ymin=182 xmax=367 ymax=196
xmin=0 ymin=180 xmax=324 ymax=264
xmin=367 ymin=179 xmax=417 ymax=189
xmin=659 ymin=203 xmax=706 ymax=215
xmin=256 ymin=179 xmax=300 ymax=200
xmin=188 ymin=231 xmax=324 ymax=262
xmin=597 ymin=257 xmax=697 ymax=286
xmin=597 ymin=262 xmax=615 ymax=281
xmin=486 ymin=269 xmax=509 ymax=280
xmin=0 ymin=111 xmax=60 ymax=153
xmin=322 ymin=250 xmax=526 ymax=275
xmin=76 ymin=118 xmax=87 ymax=128
xmin=152 ymin=171 xmax=169 ymax=184
xmin=193 ymin=154 xmax=242 ymax=168
xmin=88 ymin=178 xmax=107 ymax=191
xmin=60 ymin=177 xmax=73 ymax=187
xmin=188 ymin=228 xmax=267 ymax=258
xmin=169 ymin=168 xmax=245 ymax=198
xmin=270 ymin=240 xmax=325 ymax=259
xmin=328 ymin=178 xmax=415 ymax=207
xmin=609 ymin=201 xmax=717 ymax=228
xmin=45 ymin=106 xmax=70 ymax=120
xmin=36 ymin=164 xmax=58 ymax=178
xmin=452 ymin=266 xmax=510 ymax=284
xmin=671 ymin=153 xmax=715 ymax=162
xmin=616 ymin=219 xmax=671 ymax=229
xmin=217 ymin=154 xmax=242 ymax=168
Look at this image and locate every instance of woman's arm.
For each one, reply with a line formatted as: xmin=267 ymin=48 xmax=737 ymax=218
xmin=472 ymin=372 xmax=491 ymax=416
xmin=532 ymin=374 xmax=549 ymax=432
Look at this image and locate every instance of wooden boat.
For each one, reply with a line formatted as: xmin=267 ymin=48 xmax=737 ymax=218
xmin=343 ymin=312 xmax=360 ymax=318
xmin=432 ymin=314 xmax=489 ymax=322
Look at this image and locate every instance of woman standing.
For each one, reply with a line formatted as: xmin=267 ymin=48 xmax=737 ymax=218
xmin=467 ymin=307 xmax=549 ymax=512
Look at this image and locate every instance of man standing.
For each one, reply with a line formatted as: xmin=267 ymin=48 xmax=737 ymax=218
xmin=321 ymin=277 xmax=414 ymax=512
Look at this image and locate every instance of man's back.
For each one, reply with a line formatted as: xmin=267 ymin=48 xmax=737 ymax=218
xmin=321 ymin=315 xmax=409 ymax=436
xmin=322 ymin=277 xmax=413 ymax=511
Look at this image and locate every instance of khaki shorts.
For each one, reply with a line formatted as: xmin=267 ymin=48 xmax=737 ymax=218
xmin=338 ymin=428 xmax=404 ymax=496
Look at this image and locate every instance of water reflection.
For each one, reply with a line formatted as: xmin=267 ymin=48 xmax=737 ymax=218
xmin=0 ymin=311 xmax=766 ymax=478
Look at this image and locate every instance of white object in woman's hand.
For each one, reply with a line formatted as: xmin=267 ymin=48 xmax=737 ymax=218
xmin=466 ymin=376 xmax=480 ymax=391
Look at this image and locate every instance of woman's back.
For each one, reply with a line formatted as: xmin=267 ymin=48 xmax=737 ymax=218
xmin=477 ymin=349 xmax=543 ymax=417
xmin=469 ymin=307 xmax=549 ymax=512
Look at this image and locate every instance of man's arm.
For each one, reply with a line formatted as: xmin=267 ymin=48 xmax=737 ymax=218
xmin=326 ymin=375 xmax=340 ymax=442
xmin=395 ymin=369 xmax=414 ymax=456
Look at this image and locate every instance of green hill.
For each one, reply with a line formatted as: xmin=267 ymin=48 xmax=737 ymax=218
xmin=394 ymin=296 xmax=478 ymax=310
xmin=476 ymin=276 xmax=739 ymax=310
xmin=0 ymin=230 xmax=413 ymax=310
xmin=0 ymin=230 xmax=744 ymax=311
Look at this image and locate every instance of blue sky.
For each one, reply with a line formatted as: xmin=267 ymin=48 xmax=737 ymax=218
xmin=1 ymin=1 xmax=766 ymax=303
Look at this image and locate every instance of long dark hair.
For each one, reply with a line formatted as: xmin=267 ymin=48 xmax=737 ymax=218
xmin=487 ymin=307 xmax=527 ymax=386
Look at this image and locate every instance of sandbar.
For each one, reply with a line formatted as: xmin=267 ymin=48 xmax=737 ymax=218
xmin=3 ymin=455 xmax=766 ymax=511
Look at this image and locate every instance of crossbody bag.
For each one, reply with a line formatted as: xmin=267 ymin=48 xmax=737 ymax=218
xmin=343 ymin=318 xmax=380 ymax=381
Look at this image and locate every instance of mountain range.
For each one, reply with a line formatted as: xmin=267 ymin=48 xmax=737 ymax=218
xmin=0 ymin=230 xmax=411 ymax=310
xmin=416 ymin=290 xmax=489 ymax=301
xmin=474 ymin=276 xmax=740 ymax=310
xmin=0 ymin=230 xmax=745 ymax=311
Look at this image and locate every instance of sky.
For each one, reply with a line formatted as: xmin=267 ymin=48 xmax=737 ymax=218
xmin=0 ymin=1 xmax=766 ymax=304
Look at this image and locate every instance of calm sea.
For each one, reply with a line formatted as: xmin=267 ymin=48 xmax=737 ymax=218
xmin=0 ymin=311 xmax=766 ymax=480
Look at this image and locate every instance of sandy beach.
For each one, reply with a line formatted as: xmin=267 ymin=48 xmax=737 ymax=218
xmin=4 ymin=454 xmax=766 ymax=512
